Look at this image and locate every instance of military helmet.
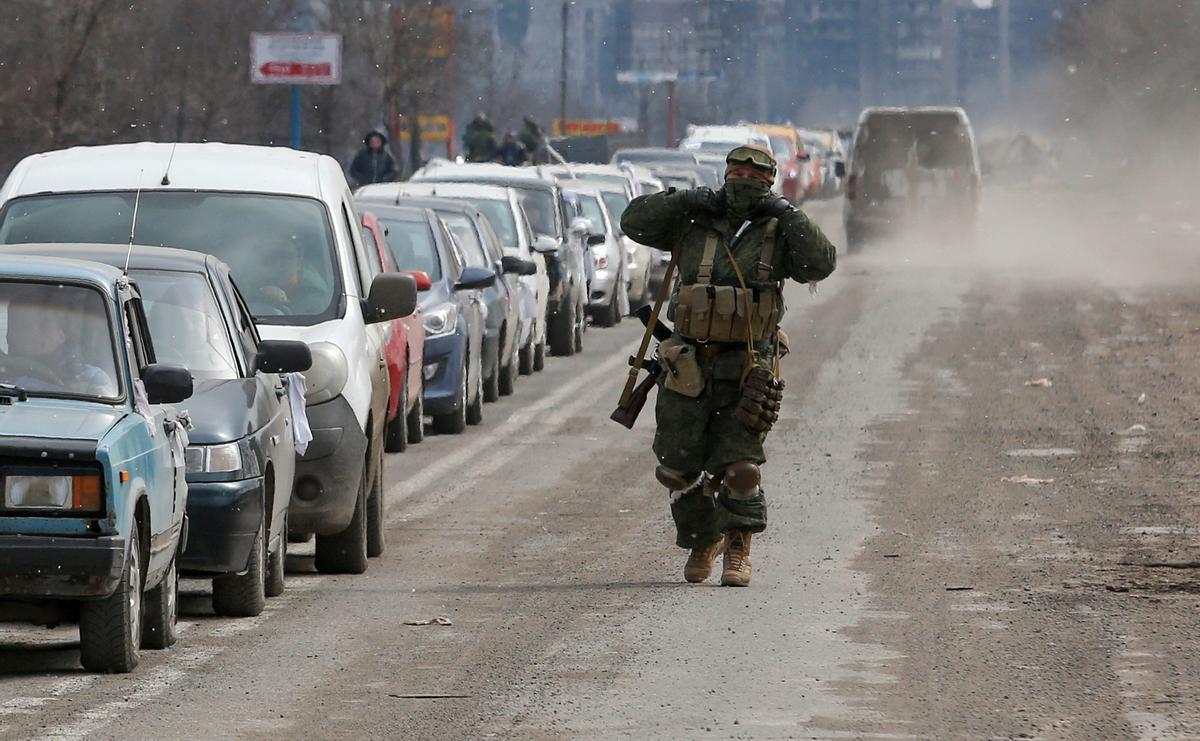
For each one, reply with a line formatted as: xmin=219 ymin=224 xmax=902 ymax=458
xmin=726 ymin=143 xmax=777 ymax=183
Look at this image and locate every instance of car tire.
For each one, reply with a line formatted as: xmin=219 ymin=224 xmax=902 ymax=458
xmin=518 ymin=338 xmax=534 ymax=376
xmin=549 ymin=297 xmax=576 ymax=356
xmin=384 ymin=372 xmax=409 ymax=453
xmin=483 ymin=350 xmax=500 ymax=403
xmin=366 ymin=448 xmax=385 ymax=558
xmin=79 ymin=524 xmax=142 ymax=673
xmin=432 ymin=358 xmax=467 ymax=435
xmin=533 ymin=339 xmax=546 ymax=372
xmin=594 ymin=291 xmax=618 ymax=328
xmin=466 ymin=354 xmax=484 ymax=426
xmin=141 ymin=553 xmax=178 ymax=650
xmin=213 ymin=518 xmax=267 ymax=617
xmin=573 ymin=297 xmax=584 ymax=354
xmin=314 ymin=466 xmax=369 ymax=575
xmin=499 ymin=334 xmax=518 ymax=396
xmin=406 ymin=381 xmax=425 ymax=444
xmin=265 ymin=512 xmax=286 ymax=598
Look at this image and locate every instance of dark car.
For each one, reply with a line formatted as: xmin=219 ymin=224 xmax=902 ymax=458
xmin=9 ymin=243 xmax=312 ymax=617
xmin=410 ymin=163 xmax=588 ymax=358
xmin=374 ymin=196 xmax=537 ymax=401
xmin=369 ymin=205 xmax=495 ymax=434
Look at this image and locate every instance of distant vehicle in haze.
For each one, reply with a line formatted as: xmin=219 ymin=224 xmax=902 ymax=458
xmin=753 ymin=124 xmax=811 ymax=204
xmin=843 ymin=107 xmax=981 ymax=251
xmin=678 ymin=124 xmax=772 ymax=156
xmin=610 ymin=147 xmax=697 ymax=169
xmin=559 ymin=182 xmax=625 ymax=327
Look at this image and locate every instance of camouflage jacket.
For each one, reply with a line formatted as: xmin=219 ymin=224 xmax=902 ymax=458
xmin=620 ymin=189 xmax=837 ymax=321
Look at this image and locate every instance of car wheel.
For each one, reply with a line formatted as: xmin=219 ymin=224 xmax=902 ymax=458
xmin=499 ymin=334 xmax=518 ymax=396
xmin=466 ymin=355 xmax=484 ymax=426
xmin=518 ymin=337 xmax=534 ymax=376
xmin=79 ymin=524 xmax=142 ymax=673
xmin=533 ymin=339 xmax=546 ymax=371
xmin=549 ymin=297 xmax=575 ymax=356
xmin=213 ymin=517 xmax=266 ymax=617
xmin=314 ymin=465 xmax=369 ymax=574
xmin=406 ymin=380 xmax=425 ymax=444
xmin=594 ymin=290 xmax=618 ymax=328
xmin=141 ymin=552 xmax=178 ymax=650
xmin=366 ymin=447 xmax=385 ymax=558
xmin=482 ymin=349 xmax=500 ymax=403
xmin=265 ymin=512 xmax=286 ymax=598
xmin=432 ymin=356 xmax=467 ymax=434
xmin=384 ymin=373 xmax=409 ymax=453
xmin=573 ymin=298 xmax=584 ymax=354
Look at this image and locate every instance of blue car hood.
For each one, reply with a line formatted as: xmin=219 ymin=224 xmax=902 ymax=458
xmin=0 ymin=399 xmax=125 ymax=441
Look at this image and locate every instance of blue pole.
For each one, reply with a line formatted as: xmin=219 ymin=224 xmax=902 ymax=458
xmin=290 ymin=85 xmax=302 ymax=149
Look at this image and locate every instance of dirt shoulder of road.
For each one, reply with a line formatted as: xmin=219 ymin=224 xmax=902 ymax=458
xmin=830 ymin=280 xmax=1200 ymax=739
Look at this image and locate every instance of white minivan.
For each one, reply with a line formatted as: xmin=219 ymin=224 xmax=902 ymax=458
xmin=0 ymin=143 xmax=417 ymax=575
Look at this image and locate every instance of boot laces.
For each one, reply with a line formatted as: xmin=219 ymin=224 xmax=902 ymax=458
xmin=726 ymin=533 xmax=748 ymax=570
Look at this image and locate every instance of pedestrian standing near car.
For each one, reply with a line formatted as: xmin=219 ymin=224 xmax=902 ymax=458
xmin=464 ymin=113 xmax=498 ymax=163
xmin=349 ymin=131 xmax=398 ymax=186
xmin=495 ymin=132 xmax=528 ymax=166
xmin=619 ymin=144 xmax=837 ymax=587
xmin=519 ymin=116 xmax=547 ymax=164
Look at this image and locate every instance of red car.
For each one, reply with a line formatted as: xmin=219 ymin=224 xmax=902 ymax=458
xmin=361 ymin=210 xmax=430 ymax=452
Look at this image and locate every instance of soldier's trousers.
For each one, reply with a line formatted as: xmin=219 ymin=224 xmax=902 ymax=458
xmin=654 ymin=372 xmax=769 ymax=549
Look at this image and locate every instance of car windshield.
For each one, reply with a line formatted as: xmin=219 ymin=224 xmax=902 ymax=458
xmin=600 ymin=191 xmax=630 ymax=223
xmin=615 ymin=151 xmax=693 ymax=165
xmin=440 ymin=213 xmax=488 ymax=268
xmin=0 ymin=280 xmax=120 ymax=401
xmin=376 ymin=217 xmax=442 ymax=280
xmin=0 ymin=192 xmax=339 ymax=325
xmin=685 ymin=140 xmax=742 ymax=154
xmin=576 ymin=195 xmax=606 ymax=232
xmin=517 ymin=189 xmax=558 ymax=238
xmin=133 ymin=270 xmax=239 ymax=380
xmin=769 ymin=136 xmax=795 ymax=159
xmin=462 ymin=198 xmax=517 ymax=249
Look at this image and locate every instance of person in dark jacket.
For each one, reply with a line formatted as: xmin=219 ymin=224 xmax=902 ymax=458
xmin=464 ymin=114 xmax=497 ymax=163
xmin=494 ymin=132 xmax=528 ymax=166
xmin=350 ymin=131 xmax=398 ymax=186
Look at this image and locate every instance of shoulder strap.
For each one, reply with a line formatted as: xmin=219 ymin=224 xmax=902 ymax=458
xmin=757 ymin=218 xmax=779 ymax=283
xmin=696 ymin=233 xmax=719 ymax=284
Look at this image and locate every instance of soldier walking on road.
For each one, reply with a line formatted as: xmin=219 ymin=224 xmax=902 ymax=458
xmin=620 ymin=144 xmax=837 ymax=586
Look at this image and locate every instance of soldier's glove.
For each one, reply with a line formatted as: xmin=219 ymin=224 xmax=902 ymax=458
xmin=755 ymin=194 xmax=793 ymax=219
xmin=735 ymin=367 xmax=785 ymax=433
xmin=669 ymin=187 xmax=724 ymax=217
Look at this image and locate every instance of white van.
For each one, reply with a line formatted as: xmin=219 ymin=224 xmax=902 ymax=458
xmin=0 ymin=143 xmax=416 ymax=575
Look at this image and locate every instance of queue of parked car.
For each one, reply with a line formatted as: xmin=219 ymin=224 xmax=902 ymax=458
xmin=0 ymin=140 xmax=668 ymax=673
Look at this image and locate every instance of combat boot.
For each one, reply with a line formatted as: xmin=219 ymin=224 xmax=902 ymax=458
xmin=684 ymin=535 xmax=726 ymax=583
xmin=721 ymin=530 xmax=753 ymax=587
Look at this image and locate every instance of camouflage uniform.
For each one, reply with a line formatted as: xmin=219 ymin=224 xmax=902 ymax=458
xmin=620 ymin=184 xmax=836 ymax=551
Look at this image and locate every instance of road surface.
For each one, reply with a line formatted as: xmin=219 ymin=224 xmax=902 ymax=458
xmin=2 ymin=191 xmax=1200 ymax=740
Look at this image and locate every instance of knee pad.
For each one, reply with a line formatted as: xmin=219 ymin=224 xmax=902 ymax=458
xmin=656 ymin=465 xmax=702 ymax=492
xmin=723 ymin=462 xmax=761 ymax=499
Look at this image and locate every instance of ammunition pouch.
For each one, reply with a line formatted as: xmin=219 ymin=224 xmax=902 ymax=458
xmin=674 ymin=285 xmax=782 ymax=343
xmin=658 ymin=336 xmax=705 ymax=398
xmin=735 ymin=366 xmax=785 ymax=433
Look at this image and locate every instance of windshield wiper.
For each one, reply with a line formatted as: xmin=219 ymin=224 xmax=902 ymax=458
xmin=0 ymin=383 xmax=28 ymax=403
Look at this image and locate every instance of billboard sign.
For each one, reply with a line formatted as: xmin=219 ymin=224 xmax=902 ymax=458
xmin=251 ymin=33 xmax=342 ymax=85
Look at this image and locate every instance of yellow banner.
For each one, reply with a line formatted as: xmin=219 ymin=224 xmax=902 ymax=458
xmin=397 ymin=115 xmax=451 ymax=143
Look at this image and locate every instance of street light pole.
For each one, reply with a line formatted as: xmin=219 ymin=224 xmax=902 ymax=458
xmin=560 ymin=1 xmax=569 ymax=135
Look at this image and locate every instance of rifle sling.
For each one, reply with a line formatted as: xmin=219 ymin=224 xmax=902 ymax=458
xmin=618 ymin=248 xmax=679 ymax=408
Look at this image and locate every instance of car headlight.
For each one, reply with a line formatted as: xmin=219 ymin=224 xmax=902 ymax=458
xmin=422 ymin=304 xmax=458 ymax=339
xmin=186 ymin=439 xmax=260 ymax=478
xmin=4 ymin=473 xmax=102 ymax=512
xmin=305 ymin=342 xmax=348 ymax=405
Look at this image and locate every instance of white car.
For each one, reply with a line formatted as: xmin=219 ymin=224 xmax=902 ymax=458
xmin=680 ymin=125 xmax=778 ymax=192
xmin=0 ymin=143 xmax=418 ymax=576
xmin=559 ymin=183 xmax=626 ymax=328
xmin=358 ymin=180 xmax=551 ymax=373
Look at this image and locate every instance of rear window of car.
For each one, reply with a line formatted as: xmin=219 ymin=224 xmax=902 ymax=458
xmin=600 ymin=191 xmax=630 ymax=223
xmin=462 ymin=198 xmax=517 ymax=249
xmin=517 ymin=189 xmax=559 ymax=239
xmin=375 ymin=217 xmax=442 ymax=281
xmin=858 ymin=113 xmax=973 ymax=170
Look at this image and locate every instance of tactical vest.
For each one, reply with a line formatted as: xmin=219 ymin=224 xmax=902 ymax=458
xmin=674 ymin=218 xmax=784 ymax=343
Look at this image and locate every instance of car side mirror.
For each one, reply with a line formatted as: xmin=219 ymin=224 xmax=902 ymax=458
xmin=834 ymin=161 xmax=847 ymax=178
xmin=797 ymin=152 xmax=811 ymax=162
xmin=404 ymin=270 xmax=433 ymax=291
xmin=254 ymin=339 xmax=312 ymax=374
xmin=142 ymin=364 xmax=193 ymax=405
xmin=501 ymin=255 xmax=538 ymax=276
xmin=586 ymin=233 xmax=606 ymax=246
xmin=454 ymin=265 xmax=496 ymax=291
xmin=531 ymin=235 xmax=559 ymax=255
xmin=363 ymin=272 xmax=418 ymax=324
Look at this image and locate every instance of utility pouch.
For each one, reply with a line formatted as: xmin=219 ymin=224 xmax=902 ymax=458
xmin=708 ymin=286 xmax=738 ymax=342
xmin=675 ymin=284 xmax=711 ymax=340
xmin=756 ymin=290 xmax=782 ymax=336
xmin=658 ymin=336 xmax=705 ymax=398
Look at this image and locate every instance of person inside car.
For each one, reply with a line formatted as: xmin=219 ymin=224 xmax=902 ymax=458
xmin=1 ymin=289 xmax=116 ymax=397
